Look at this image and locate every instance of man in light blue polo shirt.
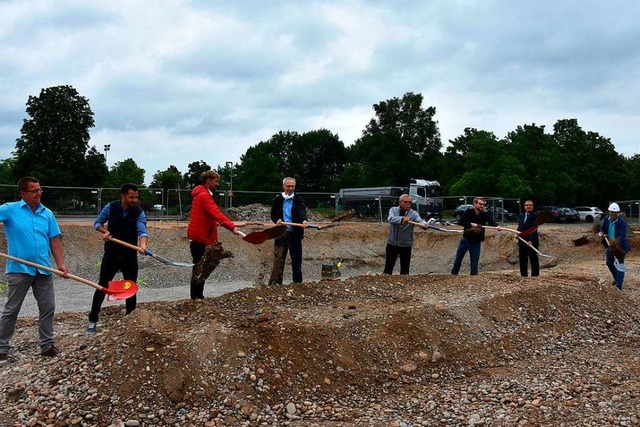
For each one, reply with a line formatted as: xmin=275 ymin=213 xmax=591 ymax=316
xmin=0 ymin=176 xmax=68 ymax=361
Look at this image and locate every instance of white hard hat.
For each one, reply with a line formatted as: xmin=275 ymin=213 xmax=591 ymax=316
xmin=608 ymin=202 xmax=620 ymax=213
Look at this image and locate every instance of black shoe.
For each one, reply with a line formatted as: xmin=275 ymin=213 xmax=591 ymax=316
xmin=0 ymin=352 xmax=8 ymax=361
xmin=41 ymin=346 xmax=59 ymax=357
xmin=86 ymin=322 xmax=97 ymax=335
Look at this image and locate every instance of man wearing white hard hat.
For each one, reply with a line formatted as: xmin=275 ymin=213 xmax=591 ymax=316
xmin=599 ymin=202 xmax=630 ymax=290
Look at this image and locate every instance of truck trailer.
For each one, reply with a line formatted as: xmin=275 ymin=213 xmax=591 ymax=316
xmin=338 ymin=178 xmax=442 ymax=219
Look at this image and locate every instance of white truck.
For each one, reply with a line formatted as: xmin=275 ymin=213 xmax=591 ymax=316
xmin=338 ymin=178 xmax=442 ymax=219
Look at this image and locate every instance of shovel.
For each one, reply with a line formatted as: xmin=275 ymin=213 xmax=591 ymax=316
xmin=408 ymin=220 xmax=462 ymax=233
xmin=517 ymin=210 xmax=556 ymax=237
xmin=481 ymin=226 xmax=552 ymax=258
xmin=108 ymin=237 xmax=194 ymax=267
xmin=515 ymin=236 xmax=553 ymax=258
xmin=0 ymin=252 xmax=138 ymax=300
xmin=243 ymin=224 xmax=287 ymax=245
xmin=604 ymin=236 xmax=626 ymax=272
xmin=280 ymin=221 xmax=341 ymax=230
xmin=482 ymin=225 xmax=519 ymax=234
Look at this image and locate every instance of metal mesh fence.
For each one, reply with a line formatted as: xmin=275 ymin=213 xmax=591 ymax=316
xmin=6 ymin=184 xmax=600 ymax=224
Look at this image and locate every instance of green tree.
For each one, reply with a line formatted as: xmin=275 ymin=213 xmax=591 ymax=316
xmin=105 ymin=158 xmax=145 ymax=187
xmin=79 ymin=146 xmax=108 ymax=187
xmin=0 ymin=158 xmax=17 ymax=185
xmin=506 ymin=123 xmax=572 ymax=204
xmin=235 ymin=131 xmax=298 ymax=191
xmin=349 ymin=132 xmax=412 ymax=186
xmin=183 ymin=160 xmax=211 ymax=189
xmin=625 ymin=154 xmax=640 ymax=202
xmin=551 ymin=119 xmax=629 ymax=206
xmin=287 ymin=129 xmax=347 ymax=192
xmin=449 ymin=130 xmax=530 ymax=197
xmin=150 ymin=165 xmax=186 ymax=190
xmin=441 ymin=128 xmax=480 ymax=194
xmin=364 ymin=92 xmax=441 ymax=160
xmin=12 ymin=85 xmax=96 ymax=186
xmin=349 ymin=92 xmax=442 ymax=186
xmin=583 ymin=131 xmax=628 ymax=207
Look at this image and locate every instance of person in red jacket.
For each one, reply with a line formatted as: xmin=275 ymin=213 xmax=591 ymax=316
xmin=187 ymin=170 xmax=245 ymax=299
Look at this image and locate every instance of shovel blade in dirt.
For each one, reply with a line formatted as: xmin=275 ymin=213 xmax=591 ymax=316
xmin=243 ymin=224 xmax=286 ymax=245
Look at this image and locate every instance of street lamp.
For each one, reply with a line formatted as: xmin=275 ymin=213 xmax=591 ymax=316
xmin=226 ymin=161 xmax=233 ymax=209
xmin=104 ymin=144 xmax=111 ymax=164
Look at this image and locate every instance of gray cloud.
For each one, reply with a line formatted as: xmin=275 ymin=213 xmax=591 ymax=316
xmin=1 ymin=0 xmax=638 ymax=183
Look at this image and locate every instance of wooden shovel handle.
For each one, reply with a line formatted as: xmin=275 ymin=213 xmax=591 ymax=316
xmin=407 ymin=220 xmax=427 ymax=227
xmin=482 ymin=225 xmax=519 ymax=234
xmin=280 ymin=222 xmax=306 ymax=228
xmin=0 ymin=251 xmax=105 ymax=292
xmin=108 ymin=236 xmax=143 ymax=252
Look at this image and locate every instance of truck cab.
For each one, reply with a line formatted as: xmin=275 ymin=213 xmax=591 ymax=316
xmin=408 ymin=178 xmax=442 ymax=219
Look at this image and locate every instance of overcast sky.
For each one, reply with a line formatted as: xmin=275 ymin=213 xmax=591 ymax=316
xmin=1 ymin=0 xmax=638 ymax=184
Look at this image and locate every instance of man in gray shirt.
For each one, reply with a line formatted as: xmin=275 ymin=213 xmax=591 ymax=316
xmin=383 ymin=194 xmax=428 ymax=275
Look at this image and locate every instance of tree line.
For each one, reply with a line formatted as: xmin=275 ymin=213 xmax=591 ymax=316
xmin=1 ymin=85 xmax=638 ymax=209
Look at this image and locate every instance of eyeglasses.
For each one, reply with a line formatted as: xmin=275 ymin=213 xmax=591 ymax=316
xmin=23 ymin=189 xmax=44 ymax=194
xmin=476 ymin=202 xmax=485 ymax=206
xmin=401 ymin=200 xmax=412 ymax=204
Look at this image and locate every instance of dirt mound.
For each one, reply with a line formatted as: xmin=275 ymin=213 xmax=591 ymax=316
xmin=1 ymin=222 xmax=640 ymax=425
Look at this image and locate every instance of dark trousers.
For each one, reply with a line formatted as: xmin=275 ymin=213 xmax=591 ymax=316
xmin=518 ymin=242 xmax=540 ymax=277
xmin=269 ymin=232 xmax=303 ymax=284
xmin=89 ymin=249 xmax=138 ymax=322
xmin=383 ymin=243 xmax=412 ymax=275
xmin=190 ymin=241 xmax=206 ymax=299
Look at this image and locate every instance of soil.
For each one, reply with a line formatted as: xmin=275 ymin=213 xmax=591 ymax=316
xmin=1 ymin=218 xmax=640 ymax=426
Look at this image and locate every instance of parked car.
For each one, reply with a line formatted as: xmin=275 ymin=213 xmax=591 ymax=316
xmin=489 ymin=206 xmax=518 ymax=222
xmin=573 ymin=206 xmax=603 ymax=222
xmin=537 ymin=205 xmax=566 ymax=223
xmin=453 ymin=204 xmax=474 ymax=220
xmin=151 ymin=204 xmax=166 ymax=213
xmin=561 ymin=207 xmax=580 ymax=223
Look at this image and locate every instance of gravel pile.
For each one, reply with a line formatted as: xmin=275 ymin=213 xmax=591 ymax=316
xmin=1 ymin=221 xmax=639 ymax=426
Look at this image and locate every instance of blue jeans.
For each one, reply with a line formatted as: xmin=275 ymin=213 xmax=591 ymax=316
xmin=605 ymin=249 xmax=625 ymax=289
xmin=451 ymin=238 xmax=481 ymax=275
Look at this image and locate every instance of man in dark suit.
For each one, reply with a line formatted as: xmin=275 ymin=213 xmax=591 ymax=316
xmin=269 ymin=177 xmax=308 ymax=284
xmin=517 ymin=200 xmax=539 ymax=277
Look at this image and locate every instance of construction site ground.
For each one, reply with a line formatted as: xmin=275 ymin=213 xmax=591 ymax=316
xmin=1 ymin=215 xmax=640 ymax=426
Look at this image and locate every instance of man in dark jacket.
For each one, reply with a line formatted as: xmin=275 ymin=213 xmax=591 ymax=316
xmin=599 ymin=202 xmax=630 ymax=290
xmin=451 ymin=197 xmax=499 ymax=275
xmin=87 ymin=183 xmax=148 ymax=334
xmin=516 ymin=200 xmax=540 ymax=277
xmin=269 ymin=177 xmax=308 ymax=284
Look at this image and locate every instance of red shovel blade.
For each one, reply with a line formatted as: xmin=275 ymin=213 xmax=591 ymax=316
xmin=243 ymin=231 xmax=271 ymax=245
xmin=243 ymin=224 xmax=286 ymax=245
xmin=519 ymin=225 xmax=538 ymax=237
xmin=105 ymin=279 xmax=139 ymax=301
